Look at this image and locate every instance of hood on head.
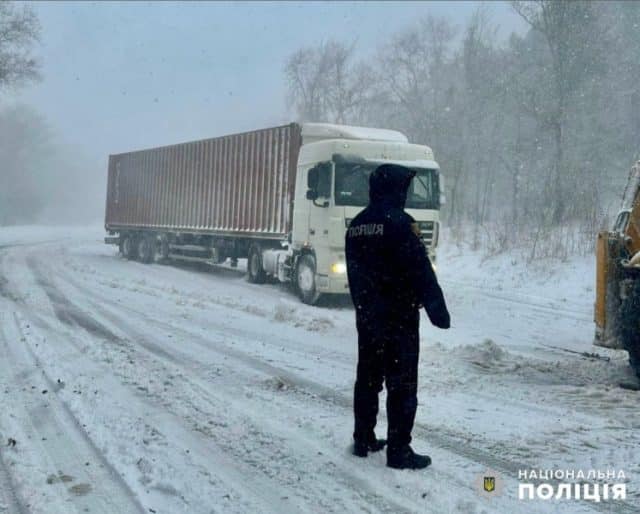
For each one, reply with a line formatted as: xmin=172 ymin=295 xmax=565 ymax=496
xmin=369 ymin=163 xmax=416 ymax=208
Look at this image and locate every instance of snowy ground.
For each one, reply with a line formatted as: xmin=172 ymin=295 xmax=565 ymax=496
xmin=0 ymin=225 xmax=638 ymax=514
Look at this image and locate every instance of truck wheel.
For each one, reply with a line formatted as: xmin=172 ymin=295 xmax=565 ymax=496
xmin=296 ymin=255 xmax=320 ymax=305
xmin=137 ymin=234 xmax=156 ymax=264
xmin=247 ymin=245 xmax=267 ymax=284
xmin=121 ymin=234 xmax=137 ymax=260
xmin=619 ymin=280 xmax=640 ymax=379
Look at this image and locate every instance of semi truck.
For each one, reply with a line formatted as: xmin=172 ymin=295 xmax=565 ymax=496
xmin=595 ymin=160 xmax=640 ymax=379
xmin=104 ymin=122 xmax=442 ymax=304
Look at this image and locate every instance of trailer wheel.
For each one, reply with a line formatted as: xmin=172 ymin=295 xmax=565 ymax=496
xmin=295 ymin=255 xmax=320 ymax=305
xmin=619 ymin=279 xmax=640 ymax=379
xmin=247 ymin=245 xmax=267 ymax=284
xmin=121 ymin=234 xmax=137 ymax=260
xmin=137 ymin=234 xmax=156 ymax=264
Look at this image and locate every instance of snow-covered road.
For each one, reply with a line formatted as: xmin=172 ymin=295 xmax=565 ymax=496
xmin=0 ymin=226 xmax=637 ymax=513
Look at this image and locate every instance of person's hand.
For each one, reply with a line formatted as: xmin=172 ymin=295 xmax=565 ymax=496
xmin=433 ymin=311 xmax=450 ymax=329
xmin=424 ymin=302 xmax=450 ymax=329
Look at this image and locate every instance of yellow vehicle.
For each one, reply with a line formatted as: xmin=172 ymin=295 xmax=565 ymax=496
xmin=595 ymin=160 xmax=640 ymax=379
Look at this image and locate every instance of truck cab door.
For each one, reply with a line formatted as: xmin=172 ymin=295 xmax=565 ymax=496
xmin=307 ymin=163 xmax=332 ymax=248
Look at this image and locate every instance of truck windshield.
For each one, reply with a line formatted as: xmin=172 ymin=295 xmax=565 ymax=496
xmin=334 ymin=161 xmax=439 ymax=209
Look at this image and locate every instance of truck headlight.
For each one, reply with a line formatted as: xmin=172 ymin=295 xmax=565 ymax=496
xmin=331 ymin=262 xmax=347 ymax=274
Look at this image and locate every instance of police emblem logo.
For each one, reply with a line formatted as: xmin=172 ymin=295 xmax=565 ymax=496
xmin=484 ymin=476 xmax=496 ymax=492
xmin=475 ymin=469 xmax=503 ymax=498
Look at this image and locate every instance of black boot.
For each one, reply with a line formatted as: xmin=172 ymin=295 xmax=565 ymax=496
xmin=352 ymin=435 xmax=387 ymax=457
xmin=387 ymin=445 xmax=431 ymax=469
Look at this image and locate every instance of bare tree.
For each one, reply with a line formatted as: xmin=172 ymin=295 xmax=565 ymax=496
xmin=459 ymin=6 xmax=504 ymax=245
xmin=378 ymin=15 xmax=457 ymax=146
xmin=511 ymin=0 xmax=605 ymax=222
xmin=285 ymin=46 xmax=328 ymax=121
xmin=284 ymin=40 xmax=374 ymax=124
xmin=0 ymin=106 xmax=49 ymax=224
xmin=281 ymin=3 xmax=633 ymax=257
xmin=0 ymin=1 xmax=40 ymax=91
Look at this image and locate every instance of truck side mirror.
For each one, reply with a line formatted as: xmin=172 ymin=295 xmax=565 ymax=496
xmin=306 ymin=189 xmax=318 ymax=201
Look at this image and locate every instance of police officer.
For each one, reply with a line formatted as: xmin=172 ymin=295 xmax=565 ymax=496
xmin=345 ymin=163 xmax=450 ymax=470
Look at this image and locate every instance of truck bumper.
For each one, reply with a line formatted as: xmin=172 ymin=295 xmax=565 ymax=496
xmin=316 ymin=274 xmax=350 ymax=295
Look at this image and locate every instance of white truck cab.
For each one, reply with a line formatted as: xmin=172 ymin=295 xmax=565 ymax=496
xmin=283 ymin=123 xmax=442 ymax=302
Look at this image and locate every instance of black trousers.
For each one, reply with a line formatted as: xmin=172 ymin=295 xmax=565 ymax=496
xmin=353 ymin=309 xmax=420 ymax=449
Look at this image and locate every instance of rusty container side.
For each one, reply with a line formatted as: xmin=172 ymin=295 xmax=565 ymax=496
xmin=105 ymin=123 xmax=302 ymax=239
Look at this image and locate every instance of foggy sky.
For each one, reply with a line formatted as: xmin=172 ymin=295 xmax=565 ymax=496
xmin=11 ymin=1 xmax=525 ymax=171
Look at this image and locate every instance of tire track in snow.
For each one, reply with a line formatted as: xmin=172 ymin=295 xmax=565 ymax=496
xmin=27 ymin=256 xmax=185 ymax=367
xmin=443 ymin=279 xmax=591 ymax=323
xmin=12 ymin=312 xmax=303 ymax=514
xmin=27 ymin=256 xmax=124 ymax=342
xmin=23 ymin=260 xmax=399 ymax=513
xmin=58 ymin=256 xmax=354 ymax=374
xmin=0 ymin=251 xmax=39 ymax=514
xmin=0 ymin=253 xmax=12 ymax=301
xmin=81 ymin=272 xmax=640 ymax=513
xmin=0 ymin=309 xmax=36 ymax=514
xmin=0 ymin=309 xmax=147 ymax=514
xmin=61 ymin=260 xmax=598 ymax=418
xmin=0 ymin=253 xmax=146 ymax=513
xmin=46 ymin=263 xmax=636 ymax=514
xmin=27 ymin=247 xmax=639 ymax=514
xmin=29 ymin=260 xmax=420 ymax=513
xmin=71 ymin=258 xmax=348 ymax=359
xmin=0 ymin=447 xmax=27 ymax=514
xmin=0 ymin=241 xmax=63 ymax=252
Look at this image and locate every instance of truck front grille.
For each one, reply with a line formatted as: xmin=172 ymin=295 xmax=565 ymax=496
xmin=417 ymin=221 xmax=437 ymax=247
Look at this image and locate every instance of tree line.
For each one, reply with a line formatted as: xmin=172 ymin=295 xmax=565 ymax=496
xmin=2 ymin=1 xmax=639 ymax=258
xmin=285 ymin=1 xmax=640 ymax=258
xmin=0 ymin=1 xmax=42 ymax=224
xmin=0 ymin=2 xmax=101 ymax=225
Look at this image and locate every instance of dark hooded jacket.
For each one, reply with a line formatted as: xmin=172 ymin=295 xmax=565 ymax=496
xmin=345 ymin=164 xmax=450 ymax=328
